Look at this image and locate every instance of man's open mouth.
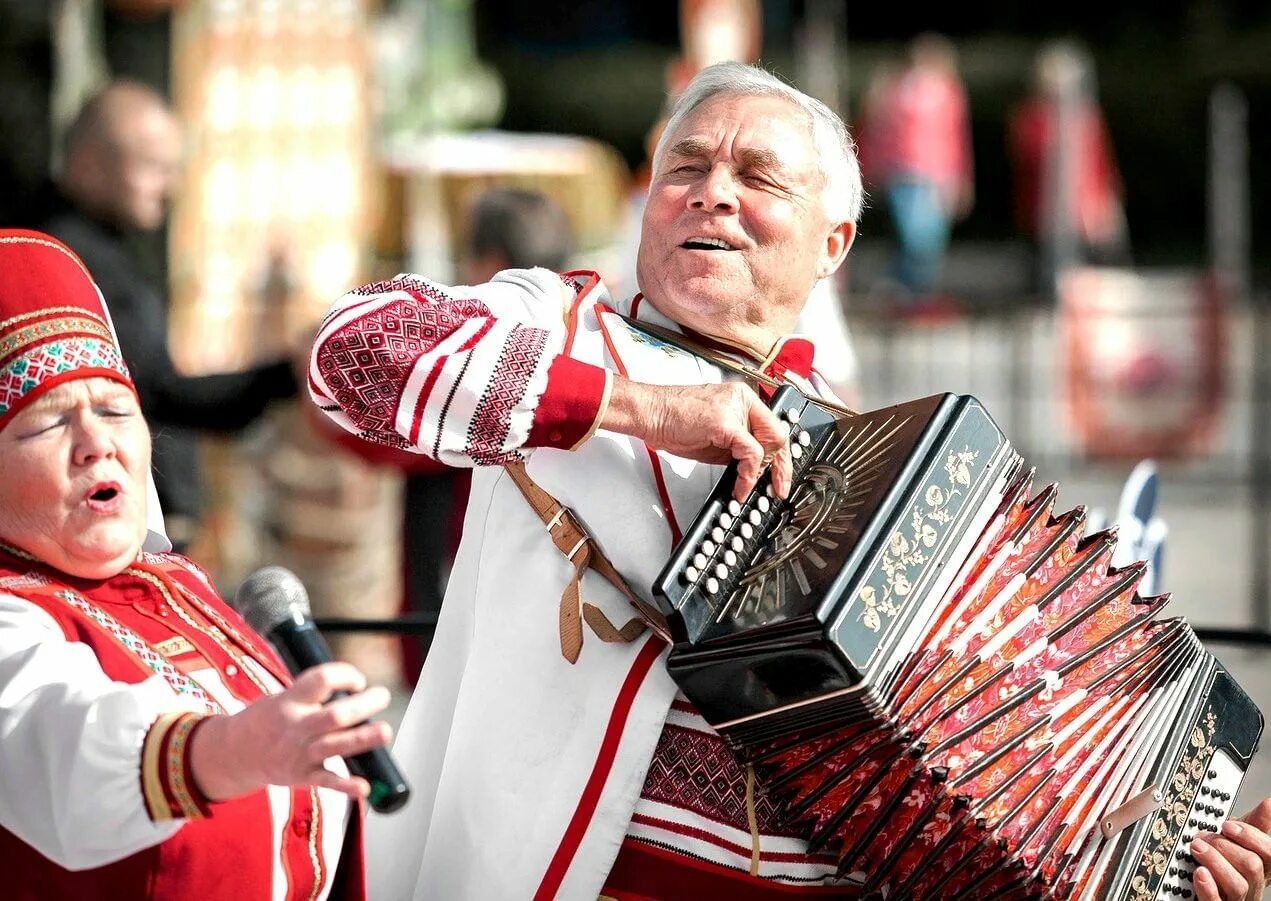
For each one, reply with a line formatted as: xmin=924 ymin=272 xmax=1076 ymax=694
xmin=682 ymin=236 xmax=736 ymax=251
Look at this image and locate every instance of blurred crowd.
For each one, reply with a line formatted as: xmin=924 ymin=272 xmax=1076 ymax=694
xmin=0 ymin=0 xmax=1142 ymax=689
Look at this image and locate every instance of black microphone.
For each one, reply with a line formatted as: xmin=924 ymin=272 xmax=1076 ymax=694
xmin=233 ymin=566 xmax=410 ymax=814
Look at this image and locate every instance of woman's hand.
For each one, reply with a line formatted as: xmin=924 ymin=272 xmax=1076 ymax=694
xmin=1192 ymin=800 xmax=1271 ymax=900
xmin=189 ymin=662 xmax=392 ymax=802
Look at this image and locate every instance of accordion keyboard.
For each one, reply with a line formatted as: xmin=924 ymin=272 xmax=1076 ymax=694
xmin=1156 ymin=750 xmax=1243 ymax=900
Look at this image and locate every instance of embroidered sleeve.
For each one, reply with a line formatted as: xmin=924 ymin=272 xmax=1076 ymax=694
xmin=308 ymin=268 xmax=611 ymax=467
xmin=141 ymin=711 xmax=215 ymax=821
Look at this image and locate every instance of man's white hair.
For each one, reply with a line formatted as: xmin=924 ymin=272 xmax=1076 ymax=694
xmin=653 ymin=61 xmax=864 ymax=224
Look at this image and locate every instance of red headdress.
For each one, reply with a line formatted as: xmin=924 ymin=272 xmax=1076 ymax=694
xmin=0 ymin=229 xmax=134 ymax=429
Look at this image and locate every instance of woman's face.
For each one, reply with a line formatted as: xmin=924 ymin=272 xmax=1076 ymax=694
xmin=0 ymin=377 xmax=150 ymax=579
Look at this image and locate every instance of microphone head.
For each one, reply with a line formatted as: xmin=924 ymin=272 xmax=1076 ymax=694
xmin=232 ymin=565 xmax=312 ymax=636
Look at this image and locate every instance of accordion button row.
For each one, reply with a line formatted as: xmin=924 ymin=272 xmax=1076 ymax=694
xmin=678 ymin=420 xmax=811 ymax=596
xmin=1155 ymin=752 xmax=1242 ymax=901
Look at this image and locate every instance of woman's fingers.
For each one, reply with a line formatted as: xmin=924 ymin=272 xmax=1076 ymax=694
xmin=289 ymin=662 xmax=367 ymax=705
xmin=307 ymin=721 xmax=393 ymax=765
xmin=305 ymin=685 xmax=392 ymax=735
xmin=307 ymin=767 xmax=372 ymax=799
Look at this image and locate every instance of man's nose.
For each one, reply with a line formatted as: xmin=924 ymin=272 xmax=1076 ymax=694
xmin=688 ymin=164 xmax=739 ymax=212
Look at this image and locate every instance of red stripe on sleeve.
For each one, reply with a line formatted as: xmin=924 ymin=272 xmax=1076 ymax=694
xmin=526 ymin=355 xmax=609 ymax=449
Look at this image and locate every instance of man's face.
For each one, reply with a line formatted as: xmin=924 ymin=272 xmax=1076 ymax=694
xmin=108 ymin=105 xmax=182 ymax=232
xmin=0 ymin=378 xmax=150 ymax=579
xmin=636 ymin=93 xmax=853 ymax=351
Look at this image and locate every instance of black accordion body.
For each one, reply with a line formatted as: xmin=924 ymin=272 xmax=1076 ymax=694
xmin=653 ymin=388 xmax=1264 ymax=900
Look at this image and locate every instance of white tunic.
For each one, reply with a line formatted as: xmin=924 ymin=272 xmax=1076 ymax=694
xmin=310 ymin=269 xmax=836 ymax=899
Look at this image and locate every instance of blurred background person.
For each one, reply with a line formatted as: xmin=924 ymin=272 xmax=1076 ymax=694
xmin=0 ymin=229 xmax=391 ymax=900
xmin=39 ymin=79 xmax=299 ymax=552
xmin=1007 ymin=39 xmax=1130 ymax=300
xmin=857 ymin=32 xmax=974 ymax=311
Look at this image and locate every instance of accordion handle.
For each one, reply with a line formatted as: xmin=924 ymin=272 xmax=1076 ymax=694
xmin=1100 ymin=785 xmax=1165 ymax=840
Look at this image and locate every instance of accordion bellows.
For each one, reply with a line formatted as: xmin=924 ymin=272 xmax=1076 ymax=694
xmin=654 ymin=390 xmax=1263 ymax=900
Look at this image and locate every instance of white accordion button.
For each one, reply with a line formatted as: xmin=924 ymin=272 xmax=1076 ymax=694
xmin=702 ymin=540 xmax=716 ymax=555
xmin=731 ymin=536 xmax=744 ymax=551
xmin=715 ymin=563 xmax=729 ymax=579
xmin=757 ymin=496 xmax=770 ymax=513
xmin=740 ymin=523 xmax=754 ymax=539
xmin=749 ymin=509 xmax=762 ymax=525
xmin=791 ymin=444 xmax=803 ymax=460
xmin=719 ymin=513 xmax=734 ymax=528
xmin=786 ymin=407 xmax=801 ymax=423
xmin=693 ymin=553 xmax=708 ymax=569
xmin=711 ymin=526 xmax=725 ymax=542
xmin=798 ymin=431 xmax=811 ymax=446
xmin=728 ymin=500 xmax=742 ymax=516
xmin=706 ymin=577 xmax=719 ymax=594
xmin=684 ymin=566 xmax=699 ymax=582
xmin=724 ymin=549 xmax=737 ymax=566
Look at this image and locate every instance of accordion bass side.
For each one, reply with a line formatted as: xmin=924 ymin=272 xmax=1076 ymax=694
xmin=652 ymin=388 xmax=1264 ymax=900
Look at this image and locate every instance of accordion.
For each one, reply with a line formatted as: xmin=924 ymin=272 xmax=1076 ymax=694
xmin=653 ymin=388 xmax=1264 ymax=900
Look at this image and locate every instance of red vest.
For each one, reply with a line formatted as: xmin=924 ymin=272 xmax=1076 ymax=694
xmin=0 ymin=549 xmax=366 ymax=901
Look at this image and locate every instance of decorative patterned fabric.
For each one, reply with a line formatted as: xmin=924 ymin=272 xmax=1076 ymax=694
xmin=0 ymin=230 xmax=134 ymax=428
xmin=628 ymin=696 xmax=850 ymax=887
xmin=53 ymin=588 xmax=221 ymax=713
xmin=311 ymin=269 xmax=606 ymax=469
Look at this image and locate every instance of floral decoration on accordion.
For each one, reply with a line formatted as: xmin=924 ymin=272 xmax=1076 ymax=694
xmin=858 ymin=447 xmax=979 ymax=633
xmin=1129 ymin=709 xmax=1217 ymax=901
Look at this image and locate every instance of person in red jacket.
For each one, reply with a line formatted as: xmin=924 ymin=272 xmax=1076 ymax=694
xmin=1007 ymin=39 xmax=1130 ymax=296
xmin=857 ymin=33 xmax=974 ymax=301
xmin=0 ymin=230 xmax=392 ymax=899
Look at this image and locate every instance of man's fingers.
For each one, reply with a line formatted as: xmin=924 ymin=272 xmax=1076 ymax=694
xmin=1221 ymin=818 xmax=1271 ymax=878
xmin=731 ymin=432 xmax=766 ymax=501
xmin=770 ymin=445 xmax=793 ymax=500
xmin=1241 ymin=799 xmax=1271 ymax=835
xmin=1193 ymin=865 xmax=1222 ymax=901
xmin=1192 ymin=833 xmax=1252 ymax=899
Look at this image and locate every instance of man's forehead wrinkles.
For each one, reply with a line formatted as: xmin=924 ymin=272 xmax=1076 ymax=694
xmin=668 ymin=137 xmax=785 ymax=170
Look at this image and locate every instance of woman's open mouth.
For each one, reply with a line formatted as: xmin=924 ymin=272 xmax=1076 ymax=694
xmin=84 ymin=482 xmax=123 ymax=513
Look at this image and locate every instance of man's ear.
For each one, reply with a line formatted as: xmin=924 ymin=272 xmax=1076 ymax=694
xmin=817 ymin=221 xmax=856 ymax=279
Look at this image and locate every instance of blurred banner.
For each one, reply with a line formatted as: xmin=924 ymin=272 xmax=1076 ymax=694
xmin=168 ymin=0 xmax=399 ymax=684
xmin=1060 ymin=266 xmax=1227 ymax=460
xmin=169 ymin=0 xmax=373 ymax=371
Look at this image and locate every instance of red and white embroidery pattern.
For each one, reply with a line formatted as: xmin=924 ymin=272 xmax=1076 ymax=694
xmin=629 ymin=696 xmax=847 ymax=886
xmin=312 ymin=273 xmax=565 ymax=467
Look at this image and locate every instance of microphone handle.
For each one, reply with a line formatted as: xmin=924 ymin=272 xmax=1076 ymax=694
xmin=270 ymin=618 xmax=411 ymax=814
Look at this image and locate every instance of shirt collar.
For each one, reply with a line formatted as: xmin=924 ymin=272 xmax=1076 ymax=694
xmin=628 ymin=294 xmax=817 ymax=381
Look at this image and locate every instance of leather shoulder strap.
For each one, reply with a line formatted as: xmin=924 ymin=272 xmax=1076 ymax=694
xmin=504 ymin=461 xmax=671 ymax=663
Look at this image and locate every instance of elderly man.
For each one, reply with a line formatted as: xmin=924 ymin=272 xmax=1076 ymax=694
xmin=310 ymin=64 xmax=1271 ymax=899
